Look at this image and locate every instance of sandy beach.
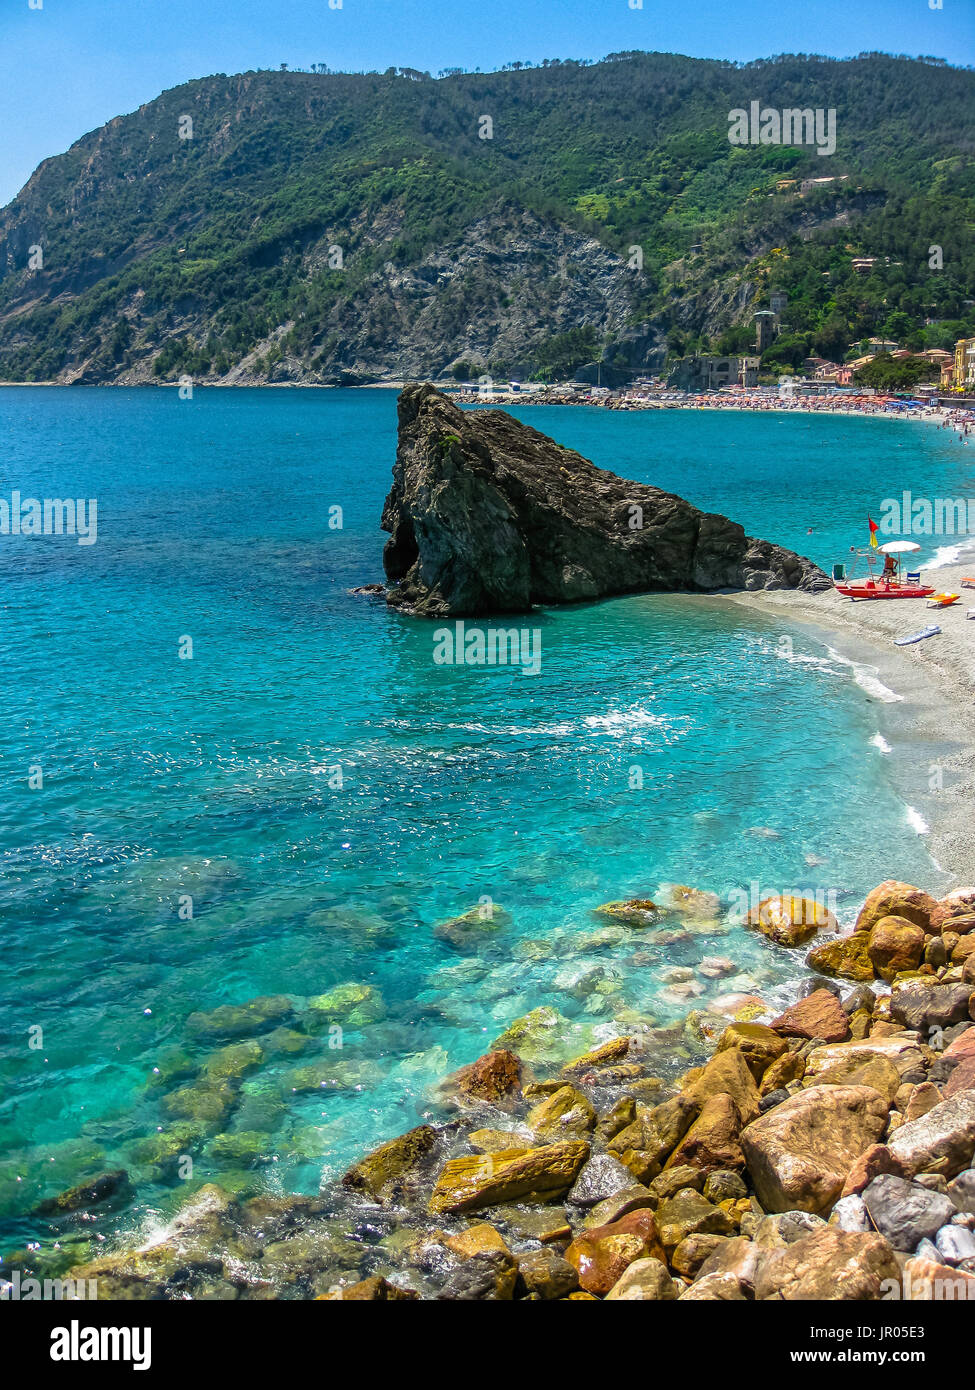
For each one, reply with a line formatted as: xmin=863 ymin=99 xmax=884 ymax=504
xmin=722 ymin=559 xmax=975 ymax=886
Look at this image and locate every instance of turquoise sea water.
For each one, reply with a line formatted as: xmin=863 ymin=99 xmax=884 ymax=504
xmin=0 ymin=387 xmax=969 ymax=1255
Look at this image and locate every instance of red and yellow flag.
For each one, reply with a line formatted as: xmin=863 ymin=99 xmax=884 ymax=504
xmin=868 ymin=517 xmax=879 ymax=549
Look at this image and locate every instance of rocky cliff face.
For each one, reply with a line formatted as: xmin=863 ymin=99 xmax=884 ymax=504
xmin=381 ymin=384 xmax=829 ymax=616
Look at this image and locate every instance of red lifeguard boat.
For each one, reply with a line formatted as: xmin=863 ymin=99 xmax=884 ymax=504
xmin=833 ymin=541 xmax=935 ymax=600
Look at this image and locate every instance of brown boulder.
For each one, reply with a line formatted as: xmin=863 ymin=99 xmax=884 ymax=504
xmin=665 ymin=1093 xmax=745 ymax=1174
xmin=565 ymin=1209 xmax=666 ymax=1297
xmin=603 ymin=1256 xmax=678 ymax=1300
xmin=679 ymin=1270 xmax=748 ymax=1299
xmin=760 ymin=1049 xmax=806 ymax=1095
xmin=609 ymin=1094 xmax=700 ymax=1183
xmin=444 ymin=1222 xmax=511 ymax=1260
xmin=770 ymin=989 xmax=850 ymax=1042
xmin=943 ymin=1028 xmax=975 ymax=1062
xmin=903 ymin=1082 xmax=943 ymax=1123
xmin=515 ymin=1248 xmax=579 ymax=1300
xmin=855 ymin=881 xmax=937 ymax=936
xmin=322 ymin=1276 xmax=419 ymax=1301
xmin=929 ymin=888 xmax=975 ymax=933
xmin=807 ymin=1056 xmax=903 ymax=1106
xmin=753 ymin=1228 xmax=900 ymax=1300
xmin=944 ymin=1056 xmax=975 ymax=1098
xmin=450 ymin=1049 xmax=522 ymax=1105
xmin=867 ymin=915 xmax=927 ymax=981
xmin=683 ymin=1046 xmax=760 ymax=1125
xmin=889 ymin=979 xmax=974 ymax=1031
xmin=740 ymin=1085 xmax=890 ymax=1214
xmin=951 ymin=935 xmax=975 ymax=966
xmin=902 ymin=1254 xmax=975 ymax=1300
xmin=886 ymin=1091 xmax=975 ymax=1178
xmin=806 ymin=932 xmax=875 ymax=982
xmin=747 ymin=895 xmax=837 ymax=947
xmin=839 ymin=1143 xmax=901 ymax=1198
xmin=527 ymin=1084 xmax=596 ymax=1139
xmin=428 ymin=1141 xmax=589 ymax=1215
xmin=671 ymin=1234 xmax=730 ymax=1277
xmin=714 ymin=1022 xmax=789 ymax=1082
xmin=656 ymin=1188 xmax=736 ymax=1251
xmin=562 ymin=1037 xmax=631 ymax=1075
xmin=803 ymin=1036 xmax=925 ymax=1082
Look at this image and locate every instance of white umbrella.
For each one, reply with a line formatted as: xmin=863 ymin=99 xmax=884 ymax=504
xmin=879 ymin=541 xmax=922 ymax=554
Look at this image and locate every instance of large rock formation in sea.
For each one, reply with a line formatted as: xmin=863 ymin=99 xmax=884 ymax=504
xmin=380 ymin=384 xmax=829 ymax=616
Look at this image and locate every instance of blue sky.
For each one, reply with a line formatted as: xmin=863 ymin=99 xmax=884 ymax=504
xmin=1 ymin=0 xmax=972 ymax=206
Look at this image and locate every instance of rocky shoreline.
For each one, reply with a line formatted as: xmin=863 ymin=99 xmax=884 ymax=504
xmin=16 ymin=879 xmax=972 ymax=1302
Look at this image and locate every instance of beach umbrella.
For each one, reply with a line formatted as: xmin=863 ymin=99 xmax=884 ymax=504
xmin=879 ymin=541 xmax=922 ymax=554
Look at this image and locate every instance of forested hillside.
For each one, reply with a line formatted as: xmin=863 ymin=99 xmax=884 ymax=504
xmin=0 ymin=51 xmax=972 ymax=383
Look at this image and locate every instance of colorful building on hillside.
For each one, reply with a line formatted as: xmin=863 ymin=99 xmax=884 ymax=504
xmin=944 ymin=338 xmax=975 ymax=392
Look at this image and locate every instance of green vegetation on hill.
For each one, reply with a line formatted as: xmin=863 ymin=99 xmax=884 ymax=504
xmin=0 ymin=52 xmax=973 ymax=383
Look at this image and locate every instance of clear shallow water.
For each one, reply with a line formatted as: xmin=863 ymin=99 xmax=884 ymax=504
xmin=0 ymin=387 xmax=965 ymax=1254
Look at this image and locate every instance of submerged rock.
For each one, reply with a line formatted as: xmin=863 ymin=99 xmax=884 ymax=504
xmin=381 ymin=383 xmax=828 ymax=616
xmin=130 ymin=1125 xmax=205 ymax=1176
xmin=34 ymin=1170 xmax=130 ymax=1216
xmin=490 ymin=1007 xmax=592 ymax=1067
xmin=433 ymin=904 xmax=513 ymax=951
xmin=160 ymin=1079 xmax=237 ymax=1128
xmin=202 ymin=1040 xmax=265 ymax=1082
xmin=663 ymin=884 xmax=723 ymax=920
xmin=592 ymin=899 xmax=662 ymax=928
xmin=185 ymin=995 xmax=295 ymax=1041
xmin=307 ymin=982 xmax=386 ymax=1028
xmin=207 ymin=1132 xmax=277 ymax=1168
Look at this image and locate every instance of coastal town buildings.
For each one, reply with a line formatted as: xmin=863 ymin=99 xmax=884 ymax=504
xmin=667 ymin=354 xmax=760 ymax=390
xmin=942 ymin=337 xmax=975 ymax=392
